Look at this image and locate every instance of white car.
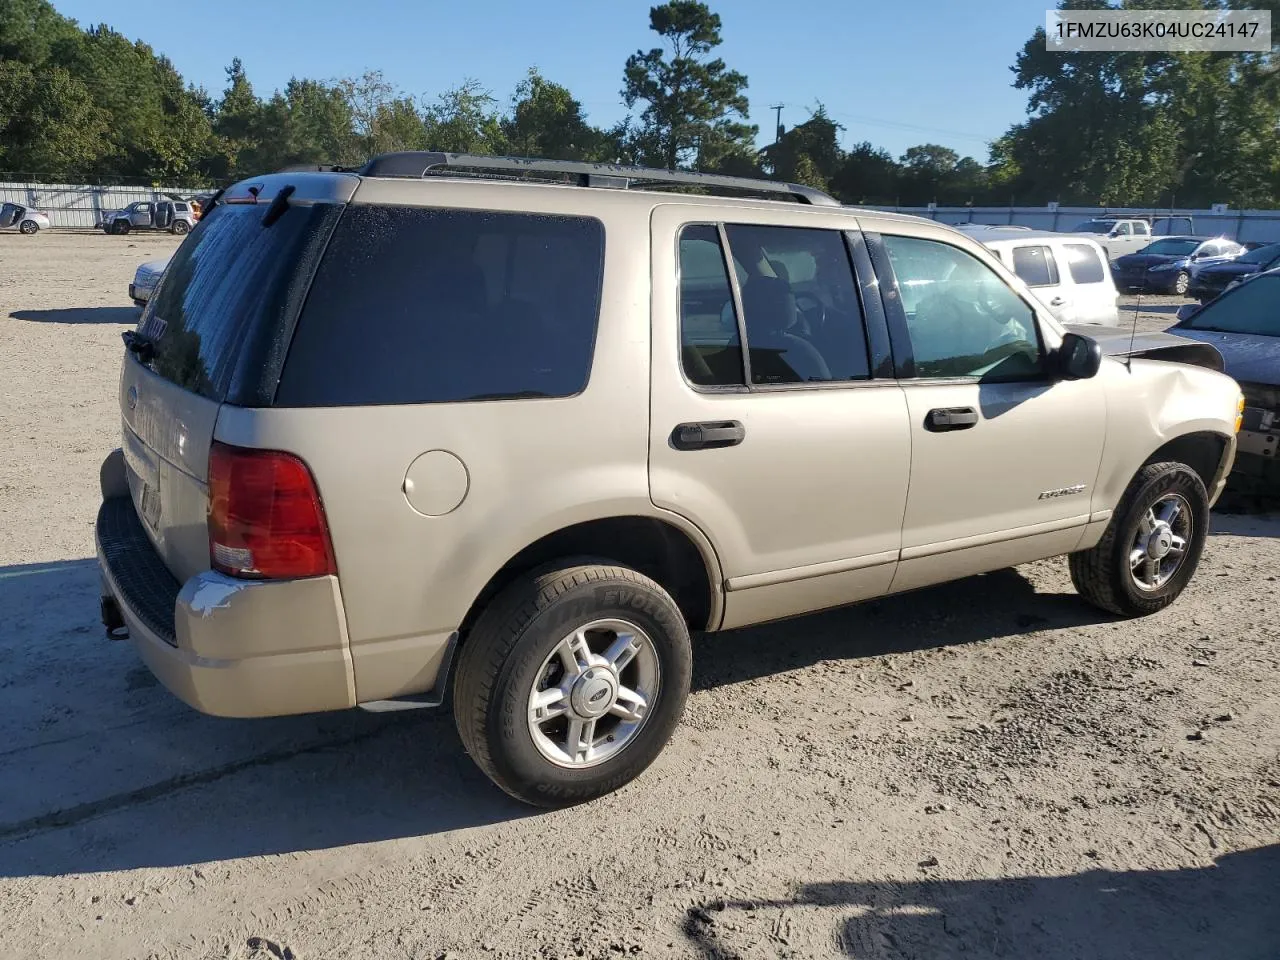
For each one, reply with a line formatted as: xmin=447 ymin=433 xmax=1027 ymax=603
xmin=957 ymin=227 xmax=1119 ymax=326
xmin=0 ymin=202 xmax=51 ymax=235
xmin=130 ymin=256 xmax=171 ymax=306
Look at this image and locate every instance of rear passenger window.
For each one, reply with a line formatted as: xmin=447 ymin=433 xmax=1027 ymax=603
xmin=1010 ymin=245 xmax=1059 ymax=287
xmin=276 ymin=206 xmax=605 ymax=406
xmin=1063 ymin=244 xmax=1106 ymax=284
xmin=678 ymin=226 xmax=744 ymax=387
xmin=678 ymin=224 xmax=871 ymax=387
xmin=724 ymin=225 xmax=870 ymax=385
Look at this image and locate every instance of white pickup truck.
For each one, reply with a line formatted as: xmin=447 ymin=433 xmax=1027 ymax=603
xmin=1067 ymin=216 xmax=1195 ymax=260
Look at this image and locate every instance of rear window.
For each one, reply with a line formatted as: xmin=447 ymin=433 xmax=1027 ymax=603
xmin=138 ymin=201 xmax=342 ymax=403
xmin=1063 ymin=243 xmax=1106 ymax=284
xmin=275 ymin=205 xmax=605 ymax=407
xmin=1010 ymin=245 xmax=1059 ymax=287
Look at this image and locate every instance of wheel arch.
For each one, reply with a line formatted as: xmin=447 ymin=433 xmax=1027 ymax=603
xmin=456 ymin=515 xmax=724 ymax=644
xmin=1142 ymin=430 xmax=1232 ymax=495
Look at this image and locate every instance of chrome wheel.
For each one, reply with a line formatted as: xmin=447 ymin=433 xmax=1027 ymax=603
xmin=1129 ymin=493 xmax=1192 ymax=591
xmin=527 ymin=618 xmax=660 ymax=768
xmin=1174 ymin=271 xmax=1190 ymax=295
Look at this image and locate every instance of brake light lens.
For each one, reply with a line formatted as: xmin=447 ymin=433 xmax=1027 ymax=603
xmin=207 ymin=442 xmax=336 ymax=579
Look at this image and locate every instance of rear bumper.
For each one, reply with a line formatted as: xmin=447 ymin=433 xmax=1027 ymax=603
xmin=95 ymin=486 xmax=356 ymax=718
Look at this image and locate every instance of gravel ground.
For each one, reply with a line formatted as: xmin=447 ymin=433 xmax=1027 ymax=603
xmin=1 ymin=232 xmax=1277 ymax=960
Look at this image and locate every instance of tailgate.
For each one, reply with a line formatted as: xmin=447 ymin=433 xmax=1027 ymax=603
xmin=117 ymin=173 xmax=354 ymax=583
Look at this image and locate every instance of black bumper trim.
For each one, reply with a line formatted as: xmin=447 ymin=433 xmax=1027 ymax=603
xmin=97 ymin=497 xmax=180 ymax=647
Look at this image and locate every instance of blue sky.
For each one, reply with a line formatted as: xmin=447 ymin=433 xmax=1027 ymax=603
xmin=55 ymin=0 xmax=1049 ymax=161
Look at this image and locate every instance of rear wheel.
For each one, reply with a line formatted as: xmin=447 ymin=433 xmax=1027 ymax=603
xmin=453 ymin=563 xmax=692 ymax=807
xmin=1069 ymin=461 xmax=1208 ymax=617
xmin=1173 ymin=270 xmax=1190 ymax=295
xmin=19 ymin=219 xmax=38 ymax=235
xmin=172 ymin=220 xmax=190 ymax=235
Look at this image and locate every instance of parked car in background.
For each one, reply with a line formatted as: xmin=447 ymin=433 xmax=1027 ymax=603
xmin=100 ymin=200 xmax=197 ymax=235
xmin=0 ymin=202 xmax=51 ymax=234
xmin=1065 ymin=216 xmax=1196 ymax=260
xmin=1188 ymin=242 xmax=1280 ymax=303
xmin=1172 ymin=272 xmax=1280 ymax=488
xmin=129 ymin=256 xmax=171 ymax=307
xmin=1112 ymin=236 xmax=1246 ymax=295
xmin=959 ymin=227 xmax=1118 ymax=325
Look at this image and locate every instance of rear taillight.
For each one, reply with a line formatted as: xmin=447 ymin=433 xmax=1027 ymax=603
xmin=207 ymin=442 xmax=336 ymax=579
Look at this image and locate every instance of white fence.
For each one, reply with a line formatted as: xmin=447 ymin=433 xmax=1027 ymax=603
xmin=0 ymin=181 xmax=209 ymax=229
xmin=857 ymin=204 xmax=1280 ymax=244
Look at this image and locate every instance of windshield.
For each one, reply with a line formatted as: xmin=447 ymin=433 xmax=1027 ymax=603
xmin=1180 ymin=275 xmax=1279 ymax=336
xmin=1236 ymin=243 xmax=1280 ymax=265
xmin=1138 ymin=238 xmax=1199 ymax=257
xmin=1072 ymin=220 xmax=1113 ymax=234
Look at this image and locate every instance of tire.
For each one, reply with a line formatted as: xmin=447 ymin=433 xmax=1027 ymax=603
xmin=454 ymin=563 xmax=692 ymax=808
xmin=19 ymin=219 xmax=38 ymax=235
xmin=172 ymin=220 xmax=190 ymax=235
xmin=1173 ymin=271 xmax=1190 ymax=296
xmin=1069 ymin=461 xmax=1209 ymax=618
xmin=115 ymin=221 xmax=130 ymax=235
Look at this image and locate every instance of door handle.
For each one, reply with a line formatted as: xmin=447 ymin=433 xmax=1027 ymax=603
xmin=925 ymin=407 xmax=979 ymax=432
xmin=671 ymin=420 xmax=745 ymax=451
xmin=1049 ymin=296 xmax=1066 ymax=306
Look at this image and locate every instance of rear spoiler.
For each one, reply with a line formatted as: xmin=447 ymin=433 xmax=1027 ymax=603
xmin=1068 ymin=326 xmax=1225 ymax=373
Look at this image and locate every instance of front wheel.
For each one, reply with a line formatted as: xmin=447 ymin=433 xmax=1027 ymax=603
xmin=19 ymin=219 xmax=38 ymax=235
xmin=453 ymin=563 xmax=692 ymax=807
xmin=114 ymin=221 xmax=130 ymax=235
xmin=1069 ymin=461 xmax=1209 ymax=617
xmin=1173 ymin=270 xmax=1190 ymax=295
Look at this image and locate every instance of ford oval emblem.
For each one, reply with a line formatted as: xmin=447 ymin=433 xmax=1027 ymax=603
xmin=127 ymin=385 xmax=138 ymax=411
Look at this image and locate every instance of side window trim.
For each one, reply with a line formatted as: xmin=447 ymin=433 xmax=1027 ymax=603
xmin=867 ymin=230 xmax=1052 ymax=383
xmin=862 ymin=231 xmax=916 ymax=379
xmin=717 ymin=222 xmax=753 ymax=388
xmin=843 ymin=229 xmax=895 ymax=379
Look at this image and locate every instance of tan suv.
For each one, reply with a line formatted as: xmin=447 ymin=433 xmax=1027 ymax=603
xmin=96 ymin=153 xmax=1244 ymax=807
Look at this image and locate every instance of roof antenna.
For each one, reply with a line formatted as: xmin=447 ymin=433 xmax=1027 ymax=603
xmin=1125 ymin=284 xmax=1142 ymax=372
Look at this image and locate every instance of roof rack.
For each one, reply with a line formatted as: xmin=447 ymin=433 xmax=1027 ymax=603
xmin=354 ymin=152 xmax=839 ymax=206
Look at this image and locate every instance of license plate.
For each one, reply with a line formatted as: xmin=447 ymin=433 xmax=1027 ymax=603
xmin=139 ymin=482 xmax=161 ymax=530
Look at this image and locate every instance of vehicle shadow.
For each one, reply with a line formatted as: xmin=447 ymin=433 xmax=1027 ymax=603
xmin=1119 ymin=302 xmax=1186 ymax=316
xmin=9 ymin=306 xmax=139 ymax=324
xmin=694 ymin=567 xmax=1107 ymax=692
xmin=681 ymin=844 xmax=1279 ymax=959
xmin=0 ymin=559 xmax=529 ymax=877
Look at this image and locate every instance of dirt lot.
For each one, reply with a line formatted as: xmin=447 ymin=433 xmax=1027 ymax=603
xmin=0 ymin=232 xmax=1277 ymax=960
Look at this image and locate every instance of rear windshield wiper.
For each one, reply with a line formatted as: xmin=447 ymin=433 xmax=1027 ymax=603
xmin=122 ymin=329 xmax=156 ymax=361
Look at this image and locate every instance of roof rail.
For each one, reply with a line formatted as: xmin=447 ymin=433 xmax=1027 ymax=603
xmin=354 ymin=152 xmax=839 ymax=206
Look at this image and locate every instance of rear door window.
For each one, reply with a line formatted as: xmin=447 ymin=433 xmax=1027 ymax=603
xmin=138 ymin=200 xmax=343 ymax=403
xmin=1010 ymin=245 xmax=1059 ymax=287
xmin=276 ymin=206 xmax=605 ymax=406
xmin=1063 ymin=243 xmax=1106 ymax=284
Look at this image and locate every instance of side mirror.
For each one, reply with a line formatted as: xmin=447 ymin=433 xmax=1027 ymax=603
xmin=1057 ymin=332 xmax=1102 ymax=380
xmin=1175 ymin=303 xmax=1200 ymax=323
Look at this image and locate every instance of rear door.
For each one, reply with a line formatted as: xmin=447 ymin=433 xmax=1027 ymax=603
xmin=648 ymin=204 xmax=910 ymax=629
xmin=1058 ymin=241 xmax=1117 ymax=325
xmin=121 ymin=177 xmax=353 ymax=582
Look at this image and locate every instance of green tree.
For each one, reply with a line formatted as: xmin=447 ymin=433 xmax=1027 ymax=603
xmin=762 ymin=105 xmax=842 ymax=186
xmin=0 ymin=0 xmax=81 ymax=65
xmin=504 ymin=68 xmax=609 ymax=160
xmin=831 ymin=141 xmax=900 ymax=205
xmin=424 ymin=80 xmax=506 ymax=154
xmin=0 ymin=59 xmax=108 ymax=177
xmin=211 ymin=58 xmax=263 ymax=178
xmin=621 ymin=1 xmax=755 ymax=170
